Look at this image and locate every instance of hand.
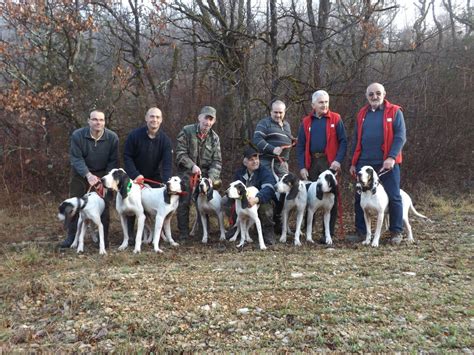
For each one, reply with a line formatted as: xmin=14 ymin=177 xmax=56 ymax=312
xmin=330 ymin=161 xmax=341 ymax=172
xmin=86 ymin=173 xmax=100 ymax=186
xmin=381 ymin=157 xmax=395 ymax=172
xmin=192 ymin=165 xmax=201 ymax=175
xmin=349 ymin=165 xmax=357 ymax=178
xmin=134 ymin=175 xmax=144 ymax=183
xmin=300 ymin=168 xmax=309 ymax=180
xmin=273 ymin=146 xmax=283 ymax=156
xmin=247 ymin=196 xmax=259 ymax=207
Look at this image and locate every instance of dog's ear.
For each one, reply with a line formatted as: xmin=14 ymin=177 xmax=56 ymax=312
xmin=238 ymin=183 xmax=249 ymax=209
xmin=316 ymin=183 xmax=323 ymax=200
xmin=327 ymin=174 xmax=337 ymax=194
xmin=329 ymin=168 xmax=337 ymax=176
xmin=286 ymin=175 xmax=300 ymax=200
xmin=206 ymin=181 xmax=214 ymax=202
xmin=355 ymin=182 xmax=362 ymax=194
xmin=118 ymin=171 xmax=130 ymax=199
xmin=163 ymin=186 xmax=171 ymax=204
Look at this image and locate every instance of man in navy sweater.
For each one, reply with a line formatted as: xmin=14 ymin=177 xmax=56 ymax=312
xmin=348 ymin=83 xmax=407 ymax=244
xmin=124 ymin=107 xmax=173 ymax=243
xmin=296 ymin=90 xmax=347 ymax=243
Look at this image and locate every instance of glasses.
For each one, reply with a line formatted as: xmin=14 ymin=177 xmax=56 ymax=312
xmin=368 ymin=91 xmax=383 ymax=97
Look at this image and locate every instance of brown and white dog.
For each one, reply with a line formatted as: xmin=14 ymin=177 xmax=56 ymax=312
xmin=357 ymin=165 xmax=430 ymax=247
xmin=225 ymin=181 xmax=266 ymax=250
xmin=190 ymin=177 xmax=226 ymax=244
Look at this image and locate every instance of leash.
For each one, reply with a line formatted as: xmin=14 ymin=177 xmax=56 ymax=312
xmin=190 ymin=173 xmax=200 ymax=191
xmin=86 ymin=181 xmax=105 ymax=198
xmin=134 ymin=177 xmax=164 ymax=189
xmin=378 ymin=169 xmax=392 ymax=177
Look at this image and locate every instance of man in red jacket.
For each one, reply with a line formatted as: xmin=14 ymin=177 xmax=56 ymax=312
xmin=296 ymin=90 xmax=347 ymax=243
xmin=347 ymin=83 xmax=407 ymax=244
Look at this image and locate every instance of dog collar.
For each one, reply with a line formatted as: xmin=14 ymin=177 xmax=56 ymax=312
xmin=127 ymin=181 xmax=132 ymax=193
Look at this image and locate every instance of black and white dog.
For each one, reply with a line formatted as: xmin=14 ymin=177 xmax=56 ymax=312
xmin=226 ymin=181 xmax=266 ymax=250
xmin=57 ymin=192 xmax=107 ymax=255
xmin=357 ymin=165 xmax=430 ymax=247
xmin=190 ymin=177 xmax=226 ymax=244
xmin=141 ymin=176 xmax=183 ymax=253
xmin=305 ymin=169 xmax=338 ymax=245
xmin=275 ymin=173 xmax=307 ymax=246
xmin=101 ymin=168 xmax=146 ymax=253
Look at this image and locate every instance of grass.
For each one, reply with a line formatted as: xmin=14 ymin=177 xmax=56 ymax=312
xmin=0 ymin=193 xmax=472 ymax=352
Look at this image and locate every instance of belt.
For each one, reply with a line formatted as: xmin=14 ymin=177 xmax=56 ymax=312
xmin=312 ymin=152 xmax=326 ymax=159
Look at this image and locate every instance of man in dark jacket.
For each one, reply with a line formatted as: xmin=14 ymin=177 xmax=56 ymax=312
xmin=124 ymin=107 xmax=173 ymax=244
xmin=60 ymin=110 xmax=119 ymax=248
xmin=226 ymin=147 xmax=277 ymax=245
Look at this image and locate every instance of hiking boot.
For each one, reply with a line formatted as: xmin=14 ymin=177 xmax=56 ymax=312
xmin=345 ymin=231 xmax=365 ymax=243
xmin=59 ymin=234 xmax=75 ymax=248
xmin=389 ymin=232 xmax=403 ymax=245
xmin=178 ymin=232 xmax=189 ymax=242
xmin=263 ymin=226 xmax=276 ymax=246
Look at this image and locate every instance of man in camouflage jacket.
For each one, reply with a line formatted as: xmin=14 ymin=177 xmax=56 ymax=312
xmin=175 ymin=106 xmax=222 ymax=240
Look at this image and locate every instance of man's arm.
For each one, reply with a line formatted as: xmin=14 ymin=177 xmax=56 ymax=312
xmin=70 ymin=131 xmax=89 ymax=177
xmin=161 ymin=134 xmax=173 ymax=182
xmin=207 ymin=135 xmax=222 ymax=181
xmin=106 ymin=132 xmax=119 ymax=172
xmin=256 ymin=167 xmax=277 ymax=204
xmin=123 ymin=132 xmax=140 ymax=179
xmin=175 ymin=129 xmax=195 ymax=171
xmin=253 ymin=119 xmax=275 ymax=155
xmin=388 ymin=109 xmax=407 ymax=158
xmin=334 ymin=119 xmax=348 ymax=164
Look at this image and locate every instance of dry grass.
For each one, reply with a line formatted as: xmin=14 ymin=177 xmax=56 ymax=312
xmin=0 ymin=195 xmax=472 ymax=352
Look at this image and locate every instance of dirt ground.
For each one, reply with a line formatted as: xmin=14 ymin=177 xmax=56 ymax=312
xmin=0 ymin=194 xmax=472 ymax=352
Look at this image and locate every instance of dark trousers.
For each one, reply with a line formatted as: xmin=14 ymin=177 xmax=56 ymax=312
xmin=67 ymin=170 xmax=110 ymax=247
xmin=177 ymin=176 xmax=192 ymax=235
xmin=354 ymin=164 xmax=403 ymax=234
xmin=308 ymin=155 xmax=337 ymax=236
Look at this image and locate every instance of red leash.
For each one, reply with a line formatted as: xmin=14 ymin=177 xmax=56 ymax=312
xmin=336 ymin=174 xmax=345 ymax=238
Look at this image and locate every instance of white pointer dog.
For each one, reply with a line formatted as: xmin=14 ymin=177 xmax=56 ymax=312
xmin=357 ymin=165 xmax=430 ymax=247
xmin=190 ymin=177 xmax=226 ymax=243
xmin=226 ymin=181 xmax=266 ymax=250
xmin=275 ymin=173 xmax=307 ymax=246
xmin=141 ymin=176 xmax=183 ymax=253
xmin=101 ymin=168 xmax=146 ymax=253
xmin=57 ymin=192 xmax=107 ymax=255
xmin=305 ymin=169 xmax=338 ymax=245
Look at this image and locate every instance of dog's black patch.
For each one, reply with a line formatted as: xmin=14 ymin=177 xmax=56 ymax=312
xmin=206 ymin=180 xmax=214 ymax=202
xmin=367 ymin=168 xmax=377 ymax=194
xmin=316 ymin=183 xmax=323 ymax=200
xmin=164 ymin=182 xmax=171 ymax=204
xmin=326 ymin=173 xmax=337 ymax=194
xmin=192 ymin=182 xmax=200 ymax=202
xmin=285 ymin=173 xmax=300 ymax=200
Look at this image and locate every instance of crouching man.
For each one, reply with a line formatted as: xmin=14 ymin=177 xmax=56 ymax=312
xmin=224 ymin=147 xmax=277 ymax=245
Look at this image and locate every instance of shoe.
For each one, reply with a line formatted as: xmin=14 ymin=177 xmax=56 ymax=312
xmin=389 ymin=232 xmax=403 ymax=245
xmin=225 ymin=227 xmax=237 ymax=240
xmin=318 ymin=236 xmax=328 ymax=244
xmin=59 ymin=234 xmax=75 ymax=248
xmin=178 ymin=232 xmax=189 ymax=242
xmin=128 ymin=238 xmax=136 ymax=247
xmin=263 ymin=234 xmax=276 ymax=246
xmin=345 ymin=232 xmax=365 ymax=243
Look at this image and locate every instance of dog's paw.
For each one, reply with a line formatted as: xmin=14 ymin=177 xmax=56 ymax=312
xmin=294 ymin=240 xmax=302 ymax=247
xmin=326 ymin=238 xmax=333 ymax=245
xmin=219 ymin=235 xmax=226 ymax=241
xmin=229 ymin=236 xmax=237 ymax=242
xmin=133 ymin=248 xmax=141 ymax=254
xmin=259 ymin=245 xmax=267 ymax=250
xmin=237 ymin=242 xmax=245 ymax=248
xmin=371 ymin=241 xmax=379 ymax=247
xmin=154 ymin=248 xmax=164 ymax=253
xmin=306 ymin=238 xmax=315 ymax=244
xmin=170 ymin=241 xmax=179 ymax=247
xmin=362 ymin=239 xmax=371 ymax=246
xmin=118 ymin=244 xmax=128 ymax=251
xmin=99 ymin=249 xmax=107 ymax=255
xmin=201 ymin=238 xmax=208 ymax=244
xmin=279 ymin=236 xmax=287 ymax=243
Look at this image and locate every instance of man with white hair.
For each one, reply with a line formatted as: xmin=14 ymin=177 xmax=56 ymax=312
xmin=347 ymin=83 xmax=406 ymax=244
xmin=296 ymin=90 xmax=347 ymax=243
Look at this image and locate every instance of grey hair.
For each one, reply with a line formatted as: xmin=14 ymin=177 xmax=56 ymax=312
xmin=366 ymin=82 xmax=385 ymax=94
xmin=311 ymin=90 xmax=329 ymax=103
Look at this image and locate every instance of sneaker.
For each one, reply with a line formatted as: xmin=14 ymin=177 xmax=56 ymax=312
xmin=263 ymin=235 xmax=276 ymax=246
xmin=59 ymin=235 xmax=75 ymax=248
xmin=345 ymin=231 xmax=365 ymax=243
xmin=389 ymin=232 xmax=403 ymax=245
xmin=225 ymin=227 xmax=237 ymax=240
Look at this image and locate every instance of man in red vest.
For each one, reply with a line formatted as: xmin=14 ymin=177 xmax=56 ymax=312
xmin=347 ymin=83 xmax=406 ymax=244
xmin=296 ymin=90 xmax=347 ymax=243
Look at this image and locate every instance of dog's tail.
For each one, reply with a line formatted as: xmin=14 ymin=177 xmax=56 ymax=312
xmin=409 ymin=203 xmax=432 ymax=222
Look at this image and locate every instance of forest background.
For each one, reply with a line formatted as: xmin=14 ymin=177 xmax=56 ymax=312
xmin=0 ymin=0 xmax=472 ymax=201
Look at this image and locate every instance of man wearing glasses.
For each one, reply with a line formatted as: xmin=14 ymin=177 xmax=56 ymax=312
xmin=59 ymin=110 xmax=119 ymax=248
xmin=347 ymin=83 xmax=407 ymax=245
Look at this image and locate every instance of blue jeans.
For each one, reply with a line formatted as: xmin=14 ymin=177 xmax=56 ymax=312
xmin=354 ymin=164 xmax=403 ymax=234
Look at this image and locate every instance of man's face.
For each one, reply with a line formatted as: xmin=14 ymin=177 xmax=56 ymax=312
xmin=271 ymin=103 xmax=286 ymax=122
xmin=243 ymin=154 xmax=260 ymax=172
xmin=311 ymin=94 xmax=329 ymax=117
xmin=145 ymin=108 xmax=162 ymax=131
xmin=88 ymin=111 xmax=105 ymax=133
xmin=198 ymin=114 xmax=216 ymax=133
xmin=366 ymin=84 xmax=386 ymax=109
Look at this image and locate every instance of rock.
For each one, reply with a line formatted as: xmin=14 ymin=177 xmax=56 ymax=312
xmin=403 ymin=272 xmax=416 ymax=276
xmin=237 ymin=308 xmax=250 ymax=315
xmin=291 ymin=272 xmax=303 ymax=278
xmin=201 ymin=305 xmax=211 ymax=312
